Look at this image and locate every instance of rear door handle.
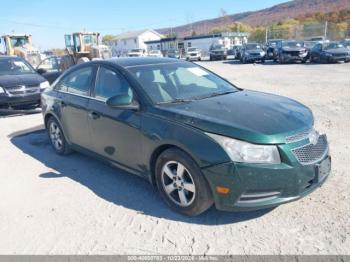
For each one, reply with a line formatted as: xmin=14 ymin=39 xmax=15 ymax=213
xmin=88 ymin=111 xmax=100 ymax=120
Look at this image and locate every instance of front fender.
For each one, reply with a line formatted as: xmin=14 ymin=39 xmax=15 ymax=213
xmin=140 ymin=113 xmax=231 ymax=171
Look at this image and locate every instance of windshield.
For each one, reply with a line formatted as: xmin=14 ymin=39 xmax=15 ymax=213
xmin=246 ymin=44 xmax=261 ymax=50
xmin=0 ymin=59 xmax=35 ymax=75
xmin=128 ymin=62 xmax=239 ymax=104
xmin=10 ymin=36 xmax=29 ymax=47
xmin=282 ymin=41 xmax=303 ymax=48
xmin=324 ymin=43 xmax=344 ymax=50
xmin=82 ymin=34 xmax=98 ymax=45
xmin=188 ymin=48 xmax=198 ymax=52
xmin=211 ymin=45 xmax=225 ymax=50
xmin=304 ymin=41 xmax=317 ymax=48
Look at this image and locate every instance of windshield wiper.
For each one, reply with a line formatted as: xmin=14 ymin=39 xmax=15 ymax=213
xmin=157 ymin=98 xmax=194 ymax=105
xmin=193 ymin=90 xmax=238 ymax=100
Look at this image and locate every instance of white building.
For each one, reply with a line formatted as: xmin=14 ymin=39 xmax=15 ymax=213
xmin=111 ymin=29 xmax=163 ymax=57
xmin=184 ymin=32 xmax=249 ymax=55
xmin=145 ymin=37 xmax=185 ymax=55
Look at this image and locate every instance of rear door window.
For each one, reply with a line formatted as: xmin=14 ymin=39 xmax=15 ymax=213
xmin=55 ymin=66 xmax=94 ymax=96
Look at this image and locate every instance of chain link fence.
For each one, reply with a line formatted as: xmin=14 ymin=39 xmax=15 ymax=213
xmin=266 ymin=22 xmax=349 ymax=41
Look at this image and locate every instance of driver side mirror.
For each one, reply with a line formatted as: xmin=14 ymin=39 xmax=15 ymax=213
xmin=106 ymin=94 xmax=139 ymax=110
xmin=37 ymin=68 xmax=47 ymax=75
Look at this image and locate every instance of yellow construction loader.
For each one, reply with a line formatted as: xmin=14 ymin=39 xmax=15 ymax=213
xmin=0 ymin=34 xmax=42 ymax=67
xmin=61 ymin=32 xmax=112 ymax=70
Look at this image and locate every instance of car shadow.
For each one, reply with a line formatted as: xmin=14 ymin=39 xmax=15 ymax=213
xmin=10 ymin=128 xmax=273 ymax=225
xmin=0 ymin=107 xmax=42 ymax=118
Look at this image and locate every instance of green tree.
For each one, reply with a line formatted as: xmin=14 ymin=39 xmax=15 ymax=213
xmin=102 ymin=35 xmax=115 ymax=45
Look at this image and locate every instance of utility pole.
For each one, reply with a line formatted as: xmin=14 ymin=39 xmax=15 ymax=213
xmin=265 ymin=28 xmax=268 ymax=43
xmin=324 ymin=21 xmax=328 ymax=40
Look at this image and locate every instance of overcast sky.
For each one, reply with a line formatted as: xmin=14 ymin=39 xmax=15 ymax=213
xmin=0 ymin=0 xmax=286 ymax=50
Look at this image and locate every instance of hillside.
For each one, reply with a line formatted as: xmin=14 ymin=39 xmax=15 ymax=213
xmin=157 ymin=0 xmax=350 ymax=36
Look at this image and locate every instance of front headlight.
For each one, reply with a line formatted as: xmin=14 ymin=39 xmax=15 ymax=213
xmin=207 ymin=133 xmax=281 ymax=164
xmin=260 ymin=51 xmax=266 ymax=56
xmin=0 ymin=86 xmax=5 ymax=94
xmin=40 ymin=81 xmax=50 ymax=90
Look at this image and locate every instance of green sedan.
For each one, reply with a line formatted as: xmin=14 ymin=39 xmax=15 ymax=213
xmin=41 ymin=57 xmax=331 ymax=216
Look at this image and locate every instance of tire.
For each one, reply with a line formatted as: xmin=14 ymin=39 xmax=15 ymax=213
xmin=77 ymin=57 xmax=90 ymax=64
xmin=198 ymin=57 xmax=201 ymax=61
xmin=279 ymin=54 xmax=284 ymax=64
xmin=47 ymin=117 xmax=72 ymax=155
xmin=345 ymin=59 xmax=350 ymax=63
xmin=310 ymin=55 xmax=315 ymax=63
xmin=155 ymin=148 xmax=213 ymax=216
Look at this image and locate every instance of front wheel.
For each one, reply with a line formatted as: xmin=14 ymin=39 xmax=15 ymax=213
xmin=47 ymin=117 xmax=72 ymax=155
xmin=279 ymin=54 xmax=284 ymax=64
xmin=155 ymin=148 xmax=213 ymax=216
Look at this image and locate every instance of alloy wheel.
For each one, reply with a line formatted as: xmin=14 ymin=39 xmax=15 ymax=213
xmin=161 ymin=161 xmax=196 ymax=207
xmin=49 ymin=122 xmax=63 ymax=151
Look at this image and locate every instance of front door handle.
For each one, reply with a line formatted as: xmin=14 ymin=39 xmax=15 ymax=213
xmin=88 ymin=111 xmax=100 ymax=120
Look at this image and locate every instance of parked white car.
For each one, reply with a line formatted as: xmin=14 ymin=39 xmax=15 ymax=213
xmin=186 ymin=47 xmax=202 ymax=61
xmin=128 ymin=48 xmax=146 ymax=57
xmin=148 ymin=50 xmax=163 ymax=57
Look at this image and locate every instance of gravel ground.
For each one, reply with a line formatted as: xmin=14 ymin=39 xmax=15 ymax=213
xmin=0 ymin=61 xmax=349 ymax=255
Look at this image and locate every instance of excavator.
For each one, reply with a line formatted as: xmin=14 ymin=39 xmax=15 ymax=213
xmin=61 ymin=32 xmax=112 ymax=70
xmin=0 ymin=34 xmax=42 ymax=67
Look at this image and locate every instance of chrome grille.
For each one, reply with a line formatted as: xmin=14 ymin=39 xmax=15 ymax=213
xmin=5 ymin=85 xmax=40 ymax=96
xmin=286 ymin=129 xmax=311 ymax=143
xmin=292 ymin=135 xmax=329 ymax=165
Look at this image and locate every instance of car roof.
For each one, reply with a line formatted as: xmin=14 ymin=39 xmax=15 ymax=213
xmin=0 ymin=56 xmax=23 ymax=61
xmin=105 ymin=57 xmax=180 ymax=67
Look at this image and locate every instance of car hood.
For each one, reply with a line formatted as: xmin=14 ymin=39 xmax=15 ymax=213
xmin=154 ymin=90 xmax=313 ymax=144
xmin=0 ymin=73 xmax=46 ymax=88
xmin=246 ymin=49 xmax=263 ymax=54
xmin=325 ymin=48 xmax=349 ymax=54
xmin=282 ymin=47 xmax=305 ymax=52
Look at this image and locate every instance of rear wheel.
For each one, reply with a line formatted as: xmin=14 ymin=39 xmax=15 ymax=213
xmin=77 ymin=57 xmax=90 ymax=64
xmin=155 ymin=148 xmax=213 ymax=216
xmin=47 ymin=117 xmax=72 ymax=155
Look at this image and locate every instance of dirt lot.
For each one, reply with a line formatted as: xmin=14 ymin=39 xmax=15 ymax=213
xmin=0 ymin=61 xmax=349 ymax=255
